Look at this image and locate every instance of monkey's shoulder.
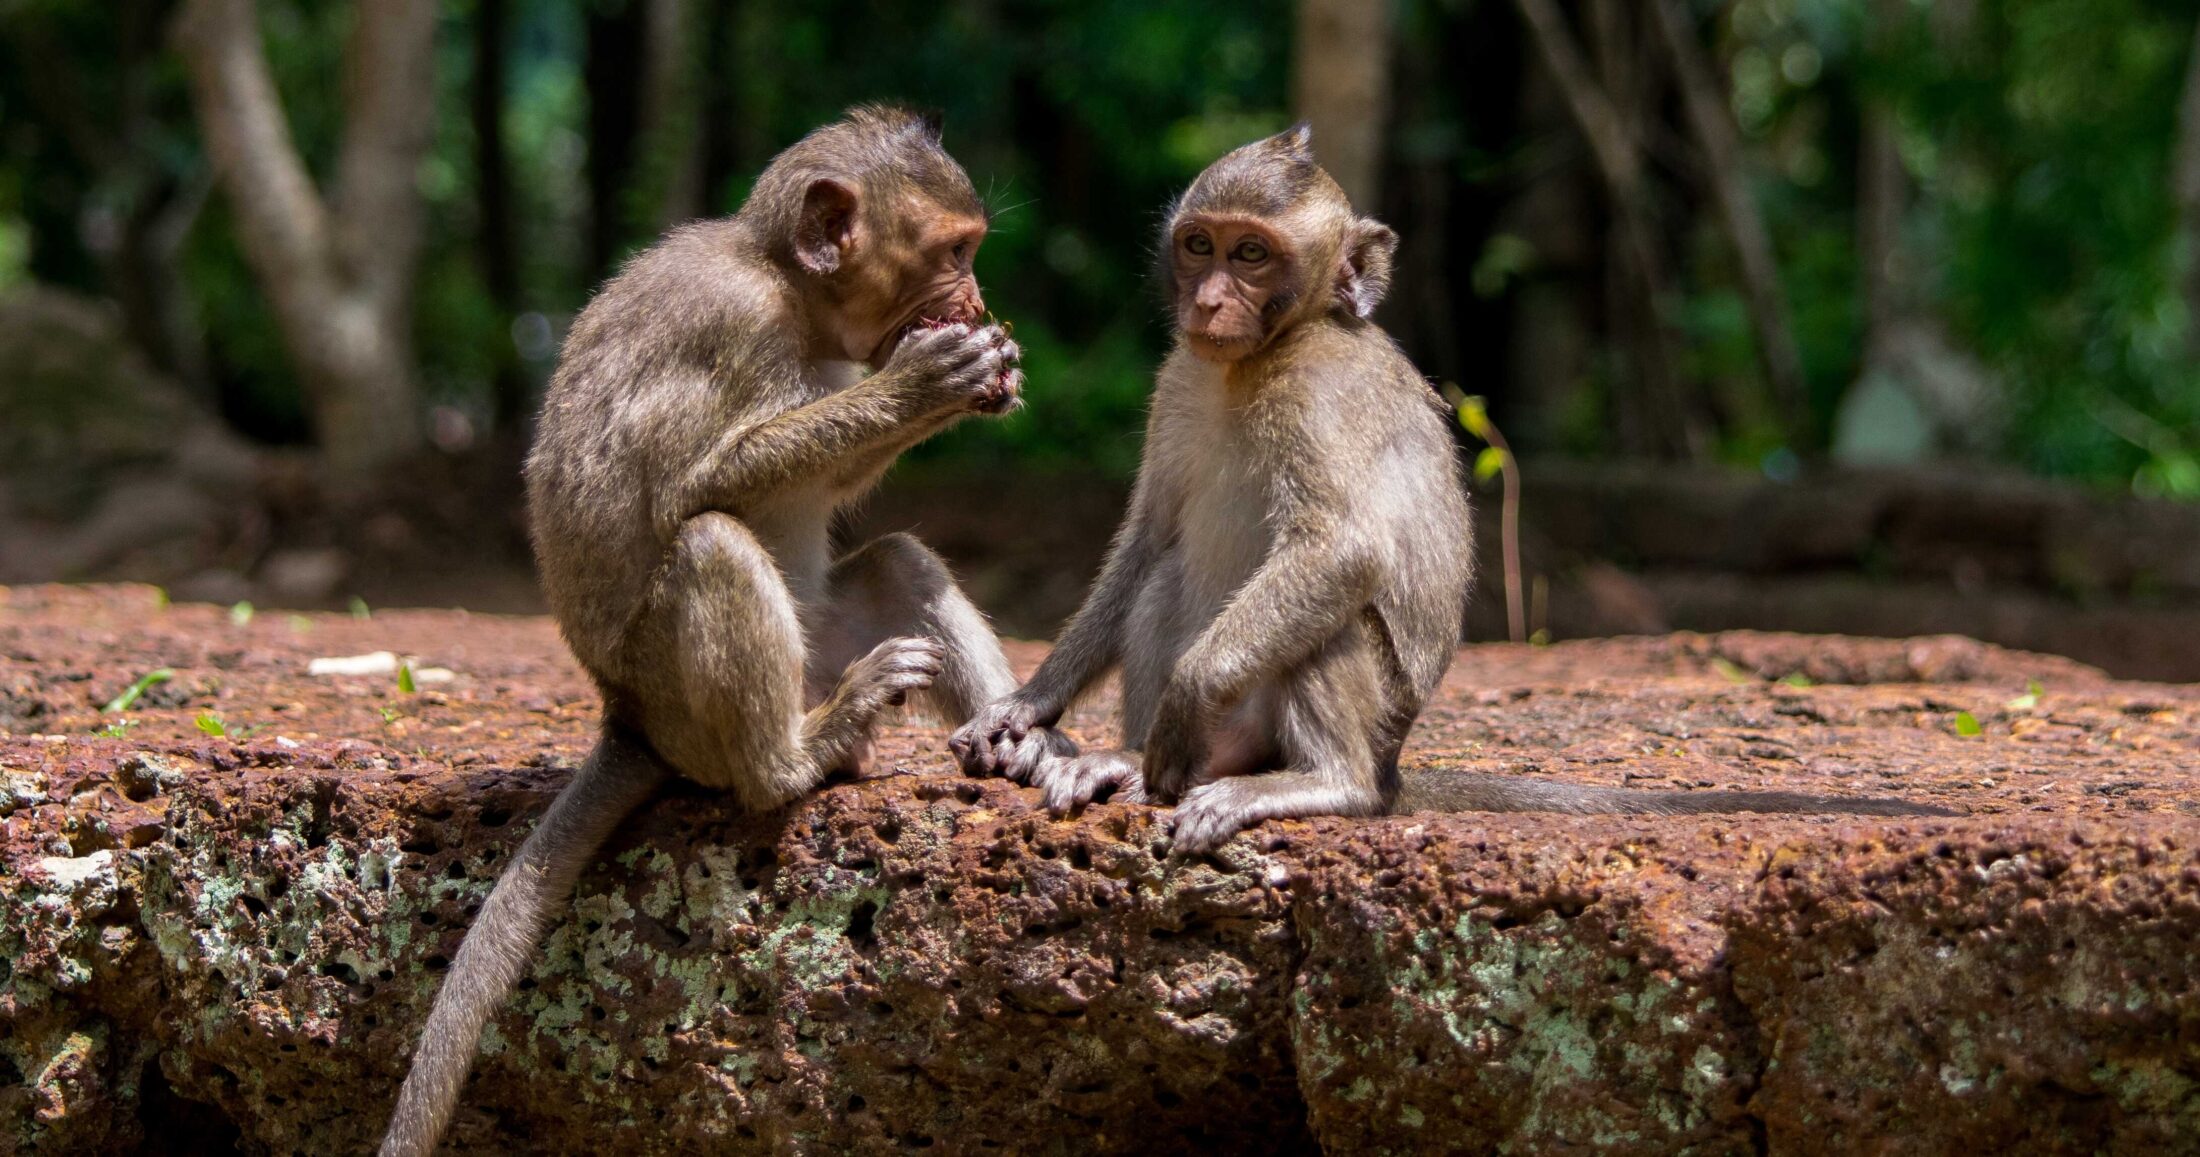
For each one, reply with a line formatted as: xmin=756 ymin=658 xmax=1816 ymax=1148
xmin=561 ymin=226 xmax=797 ymax=383
xmin=1243 ymin=320 xmax=1441 ymax=439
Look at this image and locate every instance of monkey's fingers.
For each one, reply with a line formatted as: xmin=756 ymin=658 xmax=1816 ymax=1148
xmin=977 ymin=369 xmax=1026 ymax=415
xmin=995 ymin=725 xmax=1070 ymax=784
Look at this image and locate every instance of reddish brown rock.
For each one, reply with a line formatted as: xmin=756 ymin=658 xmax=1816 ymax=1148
xmin=1 ymin=584 xmax=2195 ymax=1154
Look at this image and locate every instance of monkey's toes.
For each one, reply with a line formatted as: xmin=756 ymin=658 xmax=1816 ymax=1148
xmin=1168 ymin=782 xmax=1255 ymax=853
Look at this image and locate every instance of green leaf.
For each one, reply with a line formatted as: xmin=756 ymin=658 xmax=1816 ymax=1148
xmin=103 ymin=668 xmax=174 ymax=714
xmin=348 ymin=596 xmax=372 ymax=620
xmin=1780 ymin=672 xmax=1815 ymax=688
xmin=1474 ymin=446 xmax=1507 ymax=482
xmin=195 ymin=712 xmax=228 ymax=738
xmin=1456 ymin=395 xmax=1491 ymax=441
xmin=397 ymin=662 xmax=417 ymax=695
xmin=229 ymin=601 xmax=255 ymax=627
xmin=96 ymin=718 xmax=138 ymax=739
xmin=1528 ymin=628 xmax=1552 ymax=647
xmin=1709 ymin=657 xmax=1751 ymax=684
xmin=1953 ymin=711 xmax=1983 ymax=737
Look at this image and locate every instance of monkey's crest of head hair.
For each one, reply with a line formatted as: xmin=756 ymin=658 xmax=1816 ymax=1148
xmin=746 ymin=104 xmax=982 ymax=270
xmin=1174 ymin=123 xmax=1328 ymax=221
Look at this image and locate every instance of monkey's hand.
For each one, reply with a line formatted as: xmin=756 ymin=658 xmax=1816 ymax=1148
xmin=883 ymin=322 xmax=1024 ymax=417
xmin=1034 ymin=750 xmax=1148 ymax=814
xmin=1140 ymin=694 xmax=1211 ymax=805
xmin=950 ymin=694 xmax=1066 ymax=782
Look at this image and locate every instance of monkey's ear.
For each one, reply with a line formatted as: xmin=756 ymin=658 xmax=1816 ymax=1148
xmin=1278 ymin=122 xmax=1314 ymax=162
xmin=795 ymin=179 xmax=859 ymax=275
xmin=1338 ymin=219 xmax=1397 ymax=319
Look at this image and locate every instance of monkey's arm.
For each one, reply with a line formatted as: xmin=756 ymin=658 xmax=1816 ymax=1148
xmin=949 ymin=466 xmax=1167 ymax=778
xmin=669 ymin=381 xmax=940 ymax=525
xmin=668 ymin=325 xmax=1010 ymax=527
xmin=1021 ymin=475 xmax=1167 ymax=714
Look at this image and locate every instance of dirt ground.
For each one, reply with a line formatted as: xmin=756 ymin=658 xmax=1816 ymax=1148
xmin=4 ymin=583 xmax=2195 ymax=835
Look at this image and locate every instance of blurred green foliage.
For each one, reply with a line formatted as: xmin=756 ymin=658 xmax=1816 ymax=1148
xmin=0 ymin=0 xmax=2196 ymax=495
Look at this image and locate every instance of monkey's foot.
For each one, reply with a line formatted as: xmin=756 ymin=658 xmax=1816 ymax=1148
xmin=1035 ymin=750 xmax=1147 ymax=815
xmin=839 ymin=636 xmax=946 ymax=716
xmin=1166 ymin=779 xmax=1265 ymax=853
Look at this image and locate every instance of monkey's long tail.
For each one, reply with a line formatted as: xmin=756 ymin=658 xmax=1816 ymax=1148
xmin=1398 ymin=770 xmax=1957 ymax=818
xmin=380 ymin=727 xmax=669 ymax=1157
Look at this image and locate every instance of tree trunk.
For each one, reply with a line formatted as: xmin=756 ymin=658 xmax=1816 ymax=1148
xmin=474 ymin=0 xmax=526 ymax=430
xmin=1515 ymin=0 xmax=1702 ymax=458
xmin=172 ymin=0 xmax=433 ymax=485
xmin=639 ymin=0 xmax=706 ymax=229
xmin=1292 ymin=0 xmax=1393 ymax=211
xmin=1648 ymin=0 xmax=1810 ymax=447
xmin=697 ymin=0 xmax=745 ymax=215
xmin=584 ymin=0 xmax=646 ymax=282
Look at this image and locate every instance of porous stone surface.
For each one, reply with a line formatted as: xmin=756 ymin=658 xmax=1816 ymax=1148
xmin=2 ymin=584 xmax=2196 ymax=1154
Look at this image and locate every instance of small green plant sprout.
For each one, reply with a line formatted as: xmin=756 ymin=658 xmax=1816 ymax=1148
xmin=380 ymin=705 xmax=402 ymax=726
xmin=2006 ymin=680 xmax=2045 ymax=711
xmin=103 ymin=668 xmax=174 ymax=714
xmin=1953 ymin=711 xmax=1984 ymax=737
xmin=1441 ymin=385 xmax=1525 ymax=644
xmin=95 ymin=717 xmax=139 ymax=739
xmin=195 ymin=713 xmax=265 ymax=740
xmin=1709 ymin=657 xmax=1752 ymax=684
xmin=229 ymin=601 xmax=254 ymax=627
xmin=1780 ymin=672 xmax=1815 ymax=688
xmin=287 ymin=614 xmax=315 ymax=633
xmin=349 ymin=596 xmax=372 ymax=620
xmin=397 ymin=661 xmax=417 ymax=694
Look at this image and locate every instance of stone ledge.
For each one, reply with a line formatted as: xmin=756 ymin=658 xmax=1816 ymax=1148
xmin=2 ymin=585 xmax=2195 ymax=1153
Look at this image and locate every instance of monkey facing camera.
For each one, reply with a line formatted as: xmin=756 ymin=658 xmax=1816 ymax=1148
xmin=951 ymin=125 xmax=1953 ymax=853
xmin=379 ymin=106 xmax=1066 ymax=1157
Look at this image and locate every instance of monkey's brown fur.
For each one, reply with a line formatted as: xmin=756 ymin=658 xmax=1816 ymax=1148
xmin=382 ymin=107 xmax=1051 ymax=1155
xmin=952 ymin=127 xmax=1952 ymax=852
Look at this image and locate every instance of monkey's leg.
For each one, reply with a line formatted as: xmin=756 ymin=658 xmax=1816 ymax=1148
xmin=819 ymin=533 xmax=1015 ymax=716
xmin=818 ymin=533 xmax=1072 ymax=777
xmin=1168 ymin=630 xmax=1389 ymax=854
xmin=632 ymin=514 xmax=940 ymax=811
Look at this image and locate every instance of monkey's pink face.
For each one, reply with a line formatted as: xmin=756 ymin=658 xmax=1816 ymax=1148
xmin=862 ymin=208 xmax=990 ymax=367
xmin=1172 ymin=215 xmax=1293 ymax=363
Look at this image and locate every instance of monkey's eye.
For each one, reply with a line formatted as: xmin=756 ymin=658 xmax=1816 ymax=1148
xmin=952 ymin=241 xmax=971 ymax=262
xmin=1232 ymin=239 xmax=1270 ymax=263
xmin=1185 ymin=234 xmax=1214 ymax=256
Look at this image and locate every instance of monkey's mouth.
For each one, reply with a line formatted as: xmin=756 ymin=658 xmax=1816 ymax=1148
xmin=1186 ymin=328 xmax=1261 ymax=361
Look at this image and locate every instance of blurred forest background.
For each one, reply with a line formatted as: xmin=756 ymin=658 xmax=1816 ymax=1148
xmin=4 ymin=0 xmax=2200 ymax=678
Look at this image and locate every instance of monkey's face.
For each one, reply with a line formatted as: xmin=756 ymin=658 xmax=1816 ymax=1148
xmin=1171 ymin=214 xmax=1294 ymax=363
xmin=849 ymin=200 xmax=989 ymax=368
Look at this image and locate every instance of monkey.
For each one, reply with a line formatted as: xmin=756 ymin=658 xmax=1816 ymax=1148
xmin=950 ymin=125 xmax=1953 ymax=853
xmin=381 ymin=106 xmax=1071 ymax=1156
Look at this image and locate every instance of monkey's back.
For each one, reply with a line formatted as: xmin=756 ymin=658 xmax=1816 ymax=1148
xmin=524 ymin=220 xmax=800 ymax=685
xmin=1277 ymin=319 xmax=1474 ymax=699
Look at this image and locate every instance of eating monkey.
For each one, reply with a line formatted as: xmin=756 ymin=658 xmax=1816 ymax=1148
xmin=951 ymin=126 xmax=1951 ymax=852
xmin=381 ymin=106 xmax=1063 ymax=1155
